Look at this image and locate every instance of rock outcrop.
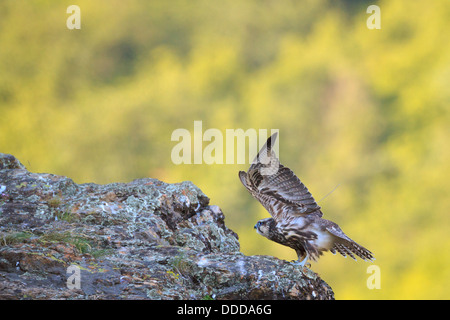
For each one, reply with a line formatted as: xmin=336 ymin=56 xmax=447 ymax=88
xmin=0 ymin=153 xmax=334 ymax=300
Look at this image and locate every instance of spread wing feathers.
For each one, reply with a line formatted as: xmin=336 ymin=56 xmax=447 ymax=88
xmin=326 ymin=222 xmax=375 ymax=261
xmin=239 ymin=133 xmax=321 ymax=221
xmin=250 ymin=132 xmax=278 ymax=168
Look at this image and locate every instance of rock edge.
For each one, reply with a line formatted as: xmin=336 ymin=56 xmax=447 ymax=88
xmin=0 ymin=153 xmax=334 ymax=300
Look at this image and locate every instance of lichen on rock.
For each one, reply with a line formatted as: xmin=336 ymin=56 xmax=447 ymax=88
xmin=0 ymin=153 xmax=334 ymax=300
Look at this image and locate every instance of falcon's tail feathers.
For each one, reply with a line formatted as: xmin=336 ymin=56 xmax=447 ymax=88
xmin=330 ymin=241 xmax=375 ymax=262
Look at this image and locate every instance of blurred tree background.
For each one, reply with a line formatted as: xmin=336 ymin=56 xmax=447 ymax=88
xmin=1 ymin=0 xmax=449 ymax=299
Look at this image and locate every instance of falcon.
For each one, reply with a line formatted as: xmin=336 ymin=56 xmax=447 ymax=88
xmin=239 ymin=133 xmax=374 ymax=266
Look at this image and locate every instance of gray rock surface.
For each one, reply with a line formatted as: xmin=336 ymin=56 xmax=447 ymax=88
xmin=0 ymin=153 xmax=334 ymax=300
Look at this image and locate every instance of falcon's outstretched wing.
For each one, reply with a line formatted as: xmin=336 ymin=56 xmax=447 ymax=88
xmin=239 ymin=133 xmax=322 ymax=221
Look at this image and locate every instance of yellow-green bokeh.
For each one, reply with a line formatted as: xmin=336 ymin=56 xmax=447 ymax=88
xmin=1 ymin=0 xmax=449 ymax=299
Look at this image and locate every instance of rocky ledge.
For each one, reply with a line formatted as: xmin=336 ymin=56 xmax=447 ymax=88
xmin=0 ymin=153 xmax=334 ymax=300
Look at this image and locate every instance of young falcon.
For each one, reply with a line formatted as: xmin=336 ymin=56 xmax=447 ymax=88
xmin=238 ymin=133 xmax=374 ymax=266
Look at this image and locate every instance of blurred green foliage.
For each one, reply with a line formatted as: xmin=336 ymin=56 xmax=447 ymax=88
xmin=1 ymin=0 xmax=449 ymax=299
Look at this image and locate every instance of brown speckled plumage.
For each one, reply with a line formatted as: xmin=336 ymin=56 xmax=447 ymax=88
xmin=240 ymin=133 xmax=374 ymax=265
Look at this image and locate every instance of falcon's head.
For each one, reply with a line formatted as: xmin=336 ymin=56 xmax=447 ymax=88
xmin=254 ymin=218 xmax=286 ymax=246
xmin=254 ymin=217 xmax=274 ymax=237
xmin=254 ymin=218 xmax=286 ymax=244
